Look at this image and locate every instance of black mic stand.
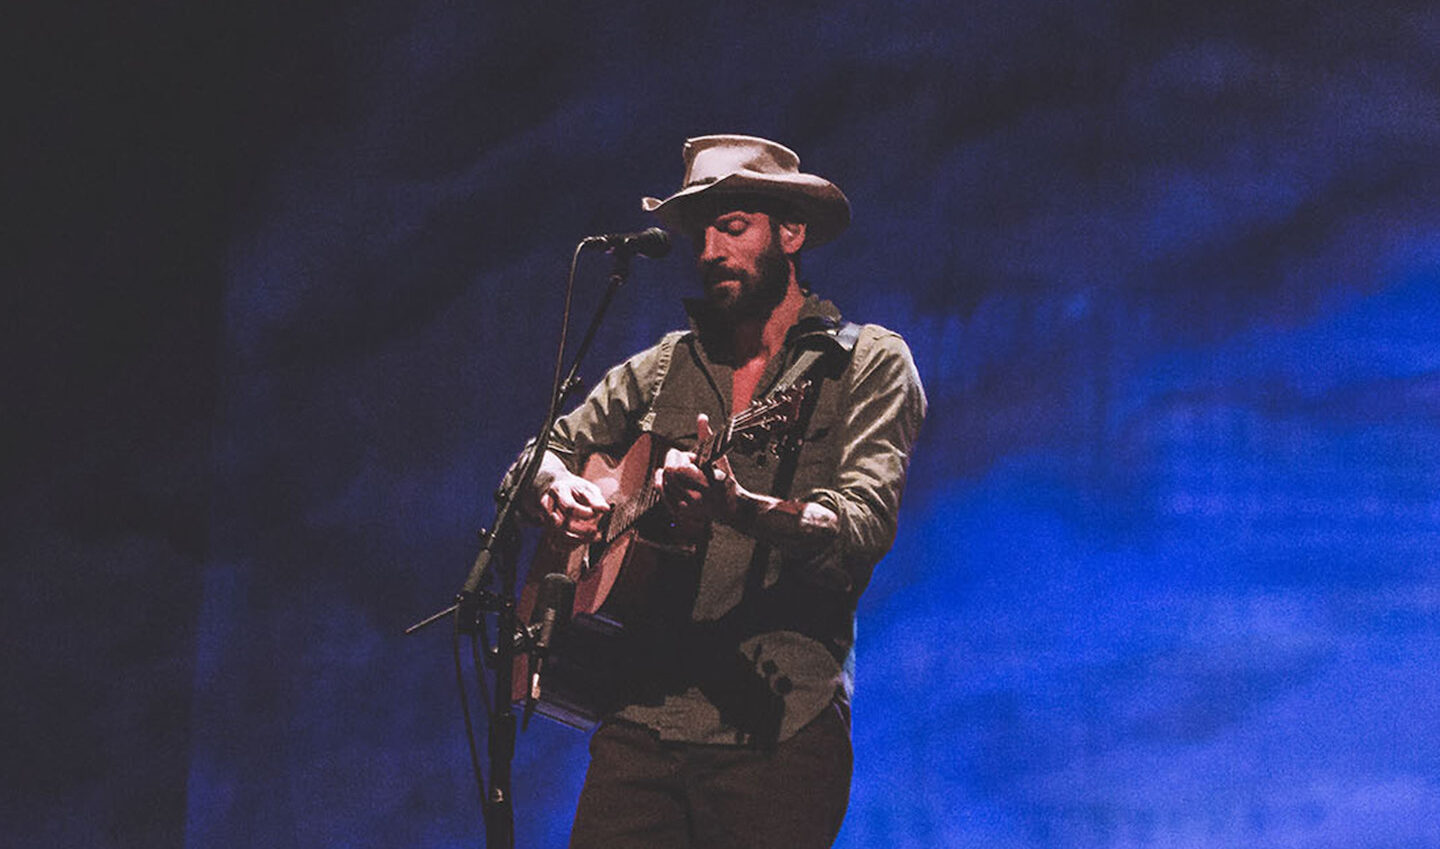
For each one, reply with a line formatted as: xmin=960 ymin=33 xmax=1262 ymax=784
xmin=406 ymin=246 xmax=639 ymax=849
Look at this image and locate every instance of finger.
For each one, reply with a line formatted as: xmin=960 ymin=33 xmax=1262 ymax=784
xmin=663 ymin=462 xmax=707 ymax=490
xmin=711 ymin=451 xmax=735 ymax=481
xmin=575 ymin=483 xmax=611 ymax=513
xmin=566 ymin=517 xmax=600 ymax=538
xmin=670 ymin=484 xmax=705 ymax=505
xmin=660 ymin=467 xmax=704 ymax=507
xmin=539 ymin=491 xmax=564 ymax=527
xmin=554 ymin=486 xmax=596 ymax=518
xmin=662 ymin=447 xmax=696 ymax=471
xmin=696 ymin=413 xmax=712 ymax=444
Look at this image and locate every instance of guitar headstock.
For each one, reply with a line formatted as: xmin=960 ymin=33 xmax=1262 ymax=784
xmin=724 ymin=380 xmax=811 ymax=454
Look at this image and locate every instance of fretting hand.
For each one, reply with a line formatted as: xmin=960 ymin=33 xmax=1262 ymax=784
xmin=657 ymin=413 xmax=747 ymax=533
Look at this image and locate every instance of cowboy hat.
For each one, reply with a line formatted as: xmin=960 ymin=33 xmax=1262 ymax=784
xmin=642 ymin=135 xmax=851 ymax=249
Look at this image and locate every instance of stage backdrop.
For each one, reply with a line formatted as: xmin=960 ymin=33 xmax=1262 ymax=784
xmin=8 ymin=1 xmax=1440 ymax=847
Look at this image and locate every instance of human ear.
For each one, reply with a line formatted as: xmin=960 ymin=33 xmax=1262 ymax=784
xmin=778 ymin=221 xmax=807 ymax=255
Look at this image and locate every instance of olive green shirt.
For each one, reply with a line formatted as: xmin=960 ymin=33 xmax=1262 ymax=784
xmin=542 ymin=294 xmax=926 ymax=745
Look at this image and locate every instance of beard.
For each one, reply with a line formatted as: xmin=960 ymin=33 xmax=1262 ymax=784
xmin=700 ymin=239 xmax=791 ymax=324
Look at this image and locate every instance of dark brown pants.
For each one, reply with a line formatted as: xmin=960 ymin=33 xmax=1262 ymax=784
xmin=569 ymin=704 xmax=853 ymax=849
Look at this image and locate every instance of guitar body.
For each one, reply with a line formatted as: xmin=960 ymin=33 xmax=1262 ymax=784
xmin=514 ymin=434 xmax=685 ymax=727
xmin=511 ymin=383 xmax=810 ymax=728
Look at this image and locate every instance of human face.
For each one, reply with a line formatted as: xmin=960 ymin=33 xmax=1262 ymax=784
xmin=693 ymin=209 xmax=791 ymax=322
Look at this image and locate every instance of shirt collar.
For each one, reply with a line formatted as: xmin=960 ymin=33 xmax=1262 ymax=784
xmin=682 ymin=290 xmax=843 ymax=342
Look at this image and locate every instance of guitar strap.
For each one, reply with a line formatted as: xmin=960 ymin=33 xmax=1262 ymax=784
xmin=768 ymin=319 xmax=862 ymax=404
xmin=741 ymin=319 xmax=862 ymax=602
xmin=763 ymin=318 xmax=862 ymax=499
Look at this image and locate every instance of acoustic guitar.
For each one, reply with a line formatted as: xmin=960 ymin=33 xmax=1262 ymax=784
xmin=514 ymin=382 xmax=810 ymax=727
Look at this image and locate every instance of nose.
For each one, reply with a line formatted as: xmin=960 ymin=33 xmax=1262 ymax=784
xmin=699 ymin=226 xmax=725 ymax=266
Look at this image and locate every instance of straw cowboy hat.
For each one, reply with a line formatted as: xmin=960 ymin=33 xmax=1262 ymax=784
xmin=642 ymin=135 xmax=851 ymax=249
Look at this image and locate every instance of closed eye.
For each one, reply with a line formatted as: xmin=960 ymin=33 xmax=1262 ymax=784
xmin=715 ymin=215 xmax=751 ymax=236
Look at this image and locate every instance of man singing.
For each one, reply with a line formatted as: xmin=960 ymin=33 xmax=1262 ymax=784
xmin=520 ymin=134 xmax=926 ymax=848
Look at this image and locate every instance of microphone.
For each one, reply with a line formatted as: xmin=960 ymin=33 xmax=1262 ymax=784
xmin=581 ymin=227 xmax=671 ymax=258
xmin=526 ymin=572 xmax=576 ymax=704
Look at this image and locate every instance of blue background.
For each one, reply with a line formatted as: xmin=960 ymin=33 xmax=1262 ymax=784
xmin=7 ymin=1 xmax=1440 ymax=847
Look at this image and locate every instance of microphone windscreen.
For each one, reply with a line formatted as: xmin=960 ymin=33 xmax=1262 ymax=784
xmin=632 ymin=227 xmax=671 ymax=259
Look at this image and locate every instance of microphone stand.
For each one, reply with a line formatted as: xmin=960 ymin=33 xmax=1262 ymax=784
xmin=406 ymin=246 xmax=639 ymax=849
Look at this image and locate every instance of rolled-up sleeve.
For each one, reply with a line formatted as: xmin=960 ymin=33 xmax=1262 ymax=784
xmin=799 ymin=326 xmax=927 ymax=596
xmin=546 ymin=346 xmax=659 ymax=471
xmin=499 ymin=342 xmax=666 ymax=500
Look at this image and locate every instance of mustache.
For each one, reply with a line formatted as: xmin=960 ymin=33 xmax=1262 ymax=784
xmin=702 ymin=262 xmax=748 ymax=287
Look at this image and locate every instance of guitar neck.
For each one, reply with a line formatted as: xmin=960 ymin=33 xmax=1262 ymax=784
xmin=597 ymin=384 xmax=805 ymax=544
